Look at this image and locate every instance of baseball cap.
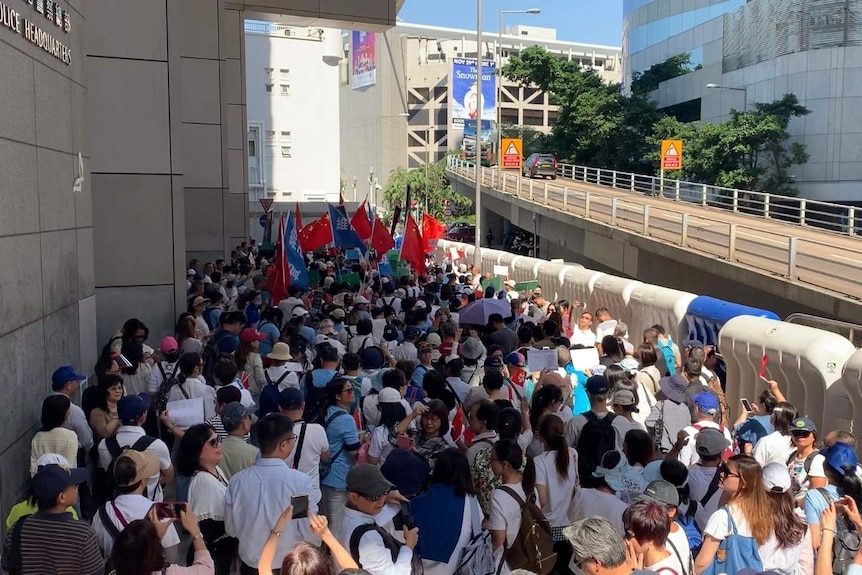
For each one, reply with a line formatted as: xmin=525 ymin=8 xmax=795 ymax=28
xmin=278 ymin=388 xmax=304 ymax=411
xmin=695 ymin=428 xmax=730 ymax=457
xmin=617 ymin=357 xmax=639 ymax=374
xmin=693 ymin=392 xmax=719 ymax=414
xmin=240 ymin=327 xmax=267 ymax=343
xmin=186 ymin=269 xmax=196 ymax=276
xmin=117 ymin=394 xmax=150 ymax=423
xmin=32 ymin=464 xmax=89 ymax=500
xmin=51 ymin=366 xmax=86 ymax=391
xmin=159 ymin=336 xmax=178 ymax=354
xmin=791 ymin=417 xmax=817 ymax=432
xmin=330 ymin=308 xmax=346 ymax=320
xmin=425 ymin=332 xmax=442 ymax=347
xmin=505 ymin=352 xmax=526 ymax=367
xmin=34 ymin=453 xmax=71 ymax=469
xmin=291 ymin=307 xmax=309 ymax=318
xmin=823 ymin=442 xmax=858 ymax=475
xmin=378 ymin=388 xmax=402 ymax=404
xmin=347 ymin=464 xmax=395 ymax=499
xmin=504 ymin=280 xmax=516 ymax=288
xmin=611 ymin=389 xmax=636 ymax=407
xmin=484 ymin=356 xmax=504 ymax=369
xmin=585 ymin=375 xmax=610 ymax=395
xmin=221 ymin=402 xmax=256 ymax=432
xmin=318 ymin=319 xmax=337 ymax=335
xmin=353 ymin=295 xmax=370 ymax=305
xmin=639 ymin=479 xmax=680 ymax=507
xmin=404 ymin=325 xmax=421 ymax=340
xmin=114 ymin=449 xmax=160 ymax=488
xmin=762 ymin=462 xmax=792 ymax=493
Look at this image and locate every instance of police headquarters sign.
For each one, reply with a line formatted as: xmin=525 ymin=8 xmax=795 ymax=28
xmin=0 ymin=0 xmax=73 ymax=65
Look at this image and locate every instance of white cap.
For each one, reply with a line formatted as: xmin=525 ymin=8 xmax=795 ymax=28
xmin=35 ymin=453 xmax=72 ymax=469
xmin=504 ymin=279 xmax=517 ymax=288
xmin=762 ymin=462 xmax=791 ymax=493
xmin=353 ymin=295 xmax=370 ymax=305
xmin=186 ymin=269 xmax=196 ymax=276
xmin=378 ymin=387 xmax=402 ymax=404
xmin=291 ymin=307 xmax=309 ymax=318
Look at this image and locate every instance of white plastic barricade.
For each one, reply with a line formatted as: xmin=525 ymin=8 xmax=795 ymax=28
xmin=590 ymin=275 xmax=642 ymax=331
xmin=481 ymin=248 xmax=503 ymax=275
xmin=840 ymin=351 xmax=862 ymax=438
xmin=509 ymin=256 xmax=545 ymax=283
xmin=559 ymin=268 xmax=606 ymax=316
xmin=496 ymin=251 xmax=524 ymax=279
xmin=536 ymin=261 xmax=583 ymax=304
xmin=628 ymin=285 xmax=697 ymax=347
xmin=718 ymin=316 xmax=856 ymax=434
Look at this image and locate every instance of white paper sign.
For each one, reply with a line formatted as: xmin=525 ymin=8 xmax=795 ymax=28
xmin=527 ymin=348 xmax=558 ymax=372
xmin=165 ymin=397 xmax=205 ymax=427
xmin=570 ymin=347 xmax=601 ymax=372
xmin=493 ymin=265 xmax=508 ymax=276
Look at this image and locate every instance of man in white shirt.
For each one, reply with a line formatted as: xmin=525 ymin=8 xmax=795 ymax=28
xmin=225 ymin=413 xmax=316 ymax=573
xmin=92 ymin=450 xmax=180 ymax=561
xmin=672 ymin=392 xmax=732 ymax=467
xmin=277 ymin=286 xmax=305 ymax=320
xmin=278 ymin=388 xmax=330 ymax=506
xmin=51 ymin=366 xmax=93 ymax=453
xmin=339 ymin=464 xmax=418 ymax=575
xmin=97 ymin=394 xmax=173 ymax=502
xmin=392 ymin=326 xmax=420 ymax=362
xmin=570 ymin=310 xmax=597 ymax=348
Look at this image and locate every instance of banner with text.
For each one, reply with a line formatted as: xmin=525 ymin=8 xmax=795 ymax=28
xmin=451 ymin=57 xmax=496 ymax=129
xmin=351 ymin=31 xmax=376 ymax=89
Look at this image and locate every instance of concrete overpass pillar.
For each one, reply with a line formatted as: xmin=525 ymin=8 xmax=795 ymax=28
xmin=483 ymin=208 xmax=506 ymax=249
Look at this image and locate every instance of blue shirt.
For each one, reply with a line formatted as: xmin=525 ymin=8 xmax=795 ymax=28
xmin=321 ymin=406 xmax=359 ymax=490
xmin=215 ymin=331 xmax=240 ymax=354
xmin=245 ymin=304 xmax=261 ymax=325
xmin=300 ymin=325 xmax=316 ymax=347
xmin=311 ymin=368 xmax=338 ymax=388
xmin=804 ymin=483 xmax=839 ymax=524
xmin=256 ymin=320 xmax=281 ymax=357
xmin=737 ymin=415 xmax=773 ymax=446
xmin=568 ymin=367 xmax=591 ymax=415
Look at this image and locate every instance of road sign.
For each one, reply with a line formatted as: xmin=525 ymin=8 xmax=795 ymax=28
xmin=661 ymin=139 xmax=683 ymax=170
xmin=259 ymin=197 xmax=274 ymax=212
xmin=259 ymin=214 xmax=268 ymax=228
xmin=501 ymin=138 xmax=523 ymax=169
xmin=443 ymin=208 xmax=452 ymax=218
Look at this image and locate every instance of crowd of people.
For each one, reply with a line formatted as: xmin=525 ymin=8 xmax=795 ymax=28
xmin=6 ymin=243 xmax=862 ymax=575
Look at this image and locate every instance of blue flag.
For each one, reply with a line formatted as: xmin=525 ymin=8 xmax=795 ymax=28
xmin=285 ymin=211 xmax=310 ymax=290
xmin=328 ymin=204 xmax=367 ymax=252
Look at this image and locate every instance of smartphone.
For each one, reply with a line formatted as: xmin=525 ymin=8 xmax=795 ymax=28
xmin=116 ymin=354 xmax=133 ymax=369
xmin=740 ymin=398 xmax=753 ymax=412
xmin=399 ymin=501 xmax=414 ymax=530
xmin=155 ymin=501 xmax=183 ymax=520
xmin=397 ymin=434 xmax=415 ymax=450
xmin=291 ymin=494 xmax=309 ymax=520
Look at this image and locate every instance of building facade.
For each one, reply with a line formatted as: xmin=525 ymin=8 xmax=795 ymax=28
xmin=624 ymin=0 xmax=862 ymax=202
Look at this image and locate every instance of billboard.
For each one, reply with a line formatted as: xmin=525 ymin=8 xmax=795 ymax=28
xmin=451 ymin=57 xmax=496 ymax=129
xmin=351 ymin=31 xmax=376 ymax=89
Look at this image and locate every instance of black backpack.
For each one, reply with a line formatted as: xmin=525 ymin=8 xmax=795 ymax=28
xmin=302 ymin=371 xmax=333 ymax=424
xmin=817 ymin=488 xmax=862 ymax=574
xmin=102 ymin=435 xmax=157 ymax=500
xmin=576 ymin=412 xmax=618 ymax=489
xmin=155 ymin=361 xmax=179 ymax=412
xmin=349 ymin=523 xmax=424 ymax=575
xmin=258 ymin=371 xmax=292 ymax=418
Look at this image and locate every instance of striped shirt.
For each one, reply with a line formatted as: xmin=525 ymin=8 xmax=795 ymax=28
xmin=206 ymin=414 xmax=250 ymax=442
xmin=2 ymin=511 xmax=103 ymax=575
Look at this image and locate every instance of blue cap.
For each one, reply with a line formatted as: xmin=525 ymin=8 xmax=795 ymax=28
xmin=693 ymin=391 xmax=720 ymax=414
xmin=278 ymin=388 xmax=304 ymax=411
xmin=32 ymin=464 xmax=89 ymax=501
xmin=404 ymin=326 xmax=421 ymax=340
xmin=380 ymin=448 xmax=430 ymax=498
xmin=118 ymin=393 xmax=150 ymax=423
xmin=51 ymin=366 xmax=86 ymax=391
xmin=586 ymin=375 xmax=610 ymax=395
xmin=823 ymin=442 xmax=858 ymax=476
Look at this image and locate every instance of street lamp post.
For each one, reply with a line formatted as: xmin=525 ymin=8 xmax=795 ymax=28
xmin=497 ymin=8 xmax=541 ymax=188
xmin=475 ymin=0 xmax=483 ymax=264
xmin=705 ymin=82 xmax=748 ymax=111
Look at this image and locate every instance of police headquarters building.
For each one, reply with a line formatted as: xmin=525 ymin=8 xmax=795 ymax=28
xmin=0 ymin=0 xmax=397 ymax=524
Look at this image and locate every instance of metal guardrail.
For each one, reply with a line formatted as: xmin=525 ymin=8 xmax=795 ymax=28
xmin=447 ymin=157 xmax=862 ymax=301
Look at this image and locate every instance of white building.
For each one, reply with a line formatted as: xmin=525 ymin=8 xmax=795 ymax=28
xmin=245 ymin=21 xmax=343 ymax=208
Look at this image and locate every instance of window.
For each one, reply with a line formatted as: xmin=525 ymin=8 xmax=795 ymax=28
xmin=280 ymin=68 xmax=290 ymax=79
xmin=265 ymin=67 xmax=273 ymax=78
xmin=248 ymin=139 xmax=257 ymax=157
xmin=265 ymin=83 xmax=274 ymax=94
xmin=280 ymin=84 xmax=290 ymax=96
xmin=281 ymin=146 xmax=292 ymax=158
xmin=281 ymin=131 xmax=292 ymax=142
xmin=247 ymin=125 xmax=263 ymax=186
xmin=266 ymin=130 xmax=276 ymax=142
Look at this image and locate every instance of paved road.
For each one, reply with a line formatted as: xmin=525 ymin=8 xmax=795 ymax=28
xmin=450 ymin=163 xmax=862 ymax=301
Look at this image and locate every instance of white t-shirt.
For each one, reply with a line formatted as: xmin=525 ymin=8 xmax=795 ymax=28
xmin=92 ymin=493 xmax=180 ymax=556
xmin=534 ymin=449 xmax=579 ymax=528
xmin=753 ymin=431 xmax=795 ymax=466
xmin=265 ymin=365 xmax=300 ymax=390
xmin=97 ymin=426 xmax=171 ymax=502
xmin=369 ymin=426 xmax=396 ymax=464
xmin=647 ymin=548 xmax=687 ymax=575
xmin=487 ymin=483 xmax=527 ymax=550
xmin=568 ymin=488 xmax=628 ymax=534
xmin=666 ymin=524 xmax=692 ymax=575
xmin=570 ymin=328 xmax=597 ymax=348
xmin=167 ymin=376 xmax=217 ymax=429
xmin=704 ymin=504 xmax=814 ymax=574
xmin=687 ymin=465 xmax=722 ymax=531
xmin=194 ymin=315 xmax=210 ymax=339
xmin=284 ymin=421 xmax=329 ymax=504
xmin=676 ymin=421 xmax=733 ymax=467
xmin=788 ymin=450 xmax=826 ymax=500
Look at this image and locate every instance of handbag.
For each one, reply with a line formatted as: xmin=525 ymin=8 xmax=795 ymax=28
xmin=457 ymin=496 xmax=495 ymax=575
xmin=702 ymin=507 xmax=763 ymax=575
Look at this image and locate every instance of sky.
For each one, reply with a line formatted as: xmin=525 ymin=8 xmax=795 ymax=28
xmin=398 ymin=0 xmax=623 ymax=47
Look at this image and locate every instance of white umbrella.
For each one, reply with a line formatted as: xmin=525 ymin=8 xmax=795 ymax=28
xmin=458 ymin=297 xmax=511 ymax=325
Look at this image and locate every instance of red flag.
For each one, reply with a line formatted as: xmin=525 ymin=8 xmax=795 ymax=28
xmin=298 ymin=212 xmax=332 ymax=252
xmin=421 ymin=213 xmax=446 ymax=253
xmin=267 ymin=214 xmax=288 ymax=303
xmin=295 ymin=202 xmax=303 ymax=232
xmin=370 ymin=212 xmax=395 ymax=255
xmin=350 ymin=199 xmax=373 ymax=241
xmin=400 ymin=213 xmax=427 ymax=276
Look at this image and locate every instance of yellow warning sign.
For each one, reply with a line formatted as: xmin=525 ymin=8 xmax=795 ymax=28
xmin=501 ymin=138 xmax=523 ymax=169
xmin=661 ymin=139 xmax=683 ymax=170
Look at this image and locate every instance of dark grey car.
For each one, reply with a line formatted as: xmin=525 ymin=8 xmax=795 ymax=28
xmin=522 ymin=153 xmax=558 ymax=179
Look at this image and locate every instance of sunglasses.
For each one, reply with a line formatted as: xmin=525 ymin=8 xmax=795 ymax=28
xmin=792 ymin=430 xmax=812 ymax=438
xmin=718 ymin=464 xmax=740 ymax=478
xmin=207 ymin=436 xmax=223 ymax=448
xmin=360 ymin=488 xmax=392 ymax=502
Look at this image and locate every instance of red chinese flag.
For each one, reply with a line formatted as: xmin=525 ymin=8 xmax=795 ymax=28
xmin=369 ymin=212 xmax=395 ymax=255
xmin=350 ymin=200 xmax=373 ymax=241
xmin=421 ymin=213 xmax=446 ymax=253
xmin=400 ymin=213 xmax=427 ymax=276
xmin=298 ymin=212 xmax=332 ymax=252
xmin=295 ymin=201 xmax=303 ymax=232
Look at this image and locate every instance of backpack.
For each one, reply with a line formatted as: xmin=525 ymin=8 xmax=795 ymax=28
xmin=303 ymin=371 xmax=333 ymax=424
xmin=103 ymin=435 xmax=157 ymax=500
xmin=576 ymin=412 xmax=618 ymax=489
xmin=457 ymin=497 xmax=495 ymax=575
xmin=258 ymin=370 xmax=292 ymax=418
xmin=155 ymin=361 xmax=179 ymax=412
xmin=320 ymin=410 xmax=352 ymax=479
xmin=349 ymin=523 xmax=424 ymax=575
xmin=787 ymin=449 xmax=820 ymax=493
xmin=816 ymin=488 xmax=862 ymax=574
xmin=692 ymin=424 xmax=733 ymax=461
xmin=496 ymin=486 xmax=556 ymax=575
xmin=676 ymin=505 xmax=703 ymax=557
xmin=657 ymin=338 xmax=676 ymax=376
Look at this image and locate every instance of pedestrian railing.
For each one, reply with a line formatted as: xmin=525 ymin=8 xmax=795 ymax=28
xmin=446 ymin=157 xmax=862 ymax=301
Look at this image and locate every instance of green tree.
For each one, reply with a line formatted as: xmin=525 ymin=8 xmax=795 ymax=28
xmin=630 ymin=53 xmax=694 ymax=95
xmin=382 ymin=160 xmax=472 ymax=222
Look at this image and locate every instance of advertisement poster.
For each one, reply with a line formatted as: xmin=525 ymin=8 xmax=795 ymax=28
xmin=351 ymin=31 xmax=376 ymax=89
xmin=451 ymin=57 xmax=496 ymax=129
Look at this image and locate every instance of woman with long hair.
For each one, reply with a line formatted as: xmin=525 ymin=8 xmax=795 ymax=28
xmin=89 ymin=374 xmax=125 ymax=445
xmin=634 ymin=343 xmax=661 ymax=396
xmin=752 ymin=401 xmax=798 ymax=466
xmin=119 ymin=339 xmax=154 ymax=397
xmin=234 ymin=328 xmax=266 ymax=396
xmin=176 ymin=313 xmax=203 ymax=355
xmin=488 ymin=439 xmax=537 ymax=575
xmin=258 ymin=510 xmax=358 ymax=575
xmin=165 ymin=353 xmax=216 ymax=430
xmin=696 ymin=455 xmax=794 ymax=574
xmin=367 ymin=391 xmax=407 ymax=465
xmin=472 ymin=408 xmax=532 ymax=515
xmin=624 ymin=500 xmax=688 ymax=575
xmin=412 ymin=448 xmax=482 ymax=575
xmin=177 ymin=424 xmax=236 ymax=575
xmin=108 ymin=507 xmax=213 ymax=575
xmin=30 ymin=395 xmax=77 ymax=476
xmin=623 ymin=429 xmax=656 ymax=470
xmin=804 ymin=441 xmax=862 ymax=552
xmin=534 ymin=414 xmax=579 ymax=573
xmin=600 ymin=335 xmax=626 ymax=367
xmin=761 ymin=463 xmax=813 ymax=573
xmin=527 ymin=385 xmax=564 ymax=457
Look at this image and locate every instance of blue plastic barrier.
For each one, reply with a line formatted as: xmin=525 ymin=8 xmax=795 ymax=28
xmin=681 ymin=296 xmax=780 ymax=347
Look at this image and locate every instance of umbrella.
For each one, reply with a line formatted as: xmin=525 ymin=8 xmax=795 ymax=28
xmin=458 ymin=298 xmax=512 ymax=325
